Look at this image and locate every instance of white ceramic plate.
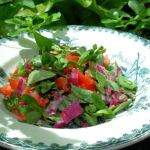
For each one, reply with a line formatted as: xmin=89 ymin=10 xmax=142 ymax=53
xmin=0 ymin=25 xmax=150 ymax=150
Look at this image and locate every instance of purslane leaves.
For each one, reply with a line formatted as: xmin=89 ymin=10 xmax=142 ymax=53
xmin=27 ymin=70 xmax=56 ymax=86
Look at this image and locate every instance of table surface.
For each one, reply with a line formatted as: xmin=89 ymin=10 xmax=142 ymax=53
xmin=0 ymin=136 xmax=150 ymax=150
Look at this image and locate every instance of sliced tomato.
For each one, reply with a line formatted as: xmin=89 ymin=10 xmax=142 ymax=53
xmin=102 ymin=55 xmax=110 ymax=67
xmin=78 ymin=72 xmax=96 ymax=91
xmin=65 ymin=53 xmax=80 ymax=69
xmin=55 ymin=77 xmax=70 ymax=92
xmin=13 ymin=109 xmax=26 ymax=120
xmin=8 ymin=77 xmax=19 ymax=90
xmin=22 ymin=86 xmax=48 ymax=107
xmin=68 ymin=69 xmax=96 ymax=91
xmin=66 ymin=53 xmax=79 ymax=62
xmin=0 ymin=84 xmax=13 ymax=96
xmin=30 ymin=91 xmax=49 ymax=107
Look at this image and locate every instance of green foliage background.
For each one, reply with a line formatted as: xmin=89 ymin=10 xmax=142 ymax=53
xmin=0 ymin=0 xmax=149 ymax=39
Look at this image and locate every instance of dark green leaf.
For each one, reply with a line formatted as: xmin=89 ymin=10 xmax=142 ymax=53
xmin=42 ymin=12 xmax=61 ymax=26
xmin=93 ymin=46 xmax=106 ymax=59
xmin=96 ymin=84 xmax=105 ymax=94
xmin=101 ymin=18 xmax=125 ymax=28
xmin=93 ymin=108 xmax=115 ymax=119
xmin=31 ymin=55 xmax=42 ymax=68
xmin=54 ymin=58 xmax=68 ymax=71
xmin=107 ymin=70 xmax=115 ymax=76
xmin=27 ymin=70 xmax=56 ymax=85
xmin=106 ymin=80 xmax=120 ymax=91
xmin=46 ymin=114 xmax=62 ymax=122
xmin=36 ymin=0 xmax=53 ymax=13
xmin=101 ymin=0 xmax=128 ymax=9
xmin=17 ymin=63 xmax=27 ymax=76
xmin=15 ymin=8 xmax=35 ymax=17
xmin=15 ymin=0 xmax=35 ymax=8
xmin=113 ymin=100 xmax=131 ymax=114
xmin=36 ymin=81 xmax=56 ymax=94
xmin=71 ymin=85 xmax=94 ymax=103
xmin=128 ymin=0 xmax=145 ymax=15
xmin=18 ymin=105 xmax=29 ymax=114
xmin=21 ymin=94 xmax=43 ymax=112
xmin=109 ymin=9 xmax=131 ymax=19
xmin=0 ymin=0 xmax=12 ymax=5
xmin=7 ymin=27 xmax=31 ymax=37
xmin=78 ymin=50 xmax=90 ymax=65
xmin=96 ymin=54 xmax=104 ymax=65
xmin=96 ymin=71 xmax=107 ymax=88
xmin=85 ymin=104 xmax=97 ymax=113
xmin=82 ymin=113 xmax=98 ymax=126
xmin=0 ymin=3 xmax=19 ymax=20
xmin=146 ymin=8 xmax=150 ymax=17
xmin=33 ymin=31 xmax=58 ymax=53
xmin=135 ymin=18 xmax=150 ymax=31
xmin=42 ymin=52 xmax=57 ymax=67
xmin=89 ymin=69 xmax=96 ymax=77
xmin=26 ymin=110 xmax=42 ymax=124
xmin=91 ymin=92 xmax=106 ymax=109
xmin=75 ymin=0 xmax=93 ymax=8
xmin=3 ymin=93 xmax=19 ymax=111
xmin=92 ymin=44 xmax=97 ymax=50
xmin=116 ymin=74 xmax=137 ymax=90
xmin=76 ymin=46 xmax=87 ymax=55
xmin=5 ymin=18 xmax=25 ymax=25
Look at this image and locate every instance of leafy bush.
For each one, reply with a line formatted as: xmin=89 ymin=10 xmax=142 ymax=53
xmin=0 ymin=0 xmax=149 ymax=38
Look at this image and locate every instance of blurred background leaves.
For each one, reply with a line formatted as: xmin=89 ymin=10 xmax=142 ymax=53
xmin=0 ymin=0 xmax=149 ymax=39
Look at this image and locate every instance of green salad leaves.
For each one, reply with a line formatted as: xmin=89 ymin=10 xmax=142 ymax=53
xmin=1 ymin=37 xmax=138 ymax=128
xmin=0 ymin=0 xmax=149 ymax=38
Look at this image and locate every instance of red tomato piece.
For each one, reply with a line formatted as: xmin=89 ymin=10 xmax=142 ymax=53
xmin=55 ymin=77 xmax=70 ymax=92
xmin=0 ymin=84 xmax=13 ymax=96
xmin=8 ymin=77 xmax=19 ymax=90
xmin=30 ymin=91 xmax=49 ymax=107
xmin=78 ymin=72 xmax=96 ymax=91
xmin=66 ymin=53 xmax=79 ymax=62
xmin=65 ymin=53 xmax=80 ymax=69
xmin=22 ymin=86 xmax=48 ymax=107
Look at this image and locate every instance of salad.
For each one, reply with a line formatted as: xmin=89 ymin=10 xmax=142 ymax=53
xmin=0 ymin=33 xmax=137 ymax=128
